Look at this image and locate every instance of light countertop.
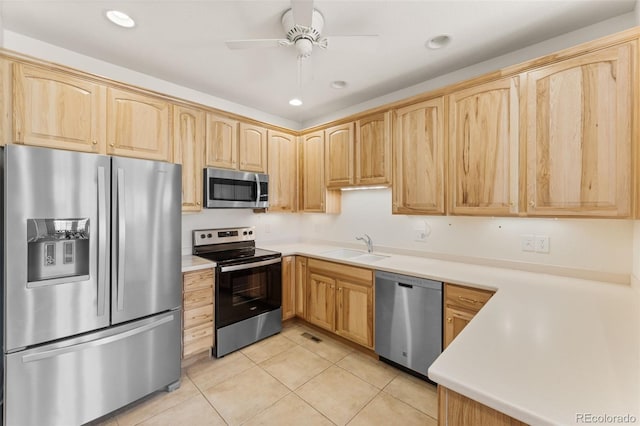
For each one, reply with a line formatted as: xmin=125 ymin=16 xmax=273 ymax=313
xmin=259 ymin=242 xmax=640 ymax=426
xmin=181 ymin=254 xmax=215 ymax=272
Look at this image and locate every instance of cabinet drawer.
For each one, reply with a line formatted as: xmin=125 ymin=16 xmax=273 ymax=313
xmin=183 ymin=268 xmax=214 ymax=292
xmin=184 ymin=288 xmax=213 ymax=310
xmin=308 ymin=258 xmax=373 ymax=285
xmin=183 ymin=322 xmax=213 ymax=358
xmin=184 ymin=304 xmax=213 ymax=329
xmin=445 ymin=284 xmax=493 ymax=312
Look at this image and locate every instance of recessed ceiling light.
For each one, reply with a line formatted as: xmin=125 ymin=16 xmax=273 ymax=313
xmin=426 ymin=34 xmax=451 ymax=50
xmin=106 ymin=10 xmax=136 ymax=28
xmin=289 ymin=98 xmax=303 ymax=106
xmin=330 ymin=80 xmax=347 ymax=89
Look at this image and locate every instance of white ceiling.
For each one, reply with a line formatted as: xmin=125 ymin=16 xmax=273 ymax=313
xmin=0 ymin=0 xmax=636 ymax=126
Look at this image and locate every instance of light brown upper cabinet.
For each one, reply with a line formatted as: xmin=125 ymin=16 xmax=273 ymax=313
xmin=393 ymin=97 xmax=446 ymax=215
xmin=524 ymin=42 xmax=634 ymax=217
xmin=300 ymin=130 xmax=341 ymax=213
xmin=325 ymin=122 xmax=354 ymax=188
xmin=355 ymin=111 xmax=392 ymax=186
xmin=267 ymin=130 xmax=298 ymax=212
xmin=106 ymin=87 xmax=171 ymax=161
xmin=239 ymin=122 xmax=267 ymax=173
xmin=448 ymin=77 xmax=521 ymax=216
xmin=13 ymin=63 xmax=106 ymax=154
xmin=205 ymin=113 xmax=238 ymax=170
xmin=173 ymin=105 xmax=205 ymax=212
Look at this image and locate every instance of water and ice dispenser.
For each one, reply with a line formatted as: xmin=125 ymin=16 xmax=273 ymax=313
xmin=27 ymin=218 xmax=90 ymax=286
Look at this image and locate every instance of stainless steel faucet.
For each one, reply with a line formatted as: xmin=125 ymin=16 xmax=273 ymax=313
xmin=356 ymin=234 xmax=373 ymax=253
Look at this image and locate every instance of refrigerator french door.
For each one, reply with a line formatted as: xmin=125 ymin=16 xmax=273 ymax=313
xmin=2 ymin=145 xmax=182 ymax=426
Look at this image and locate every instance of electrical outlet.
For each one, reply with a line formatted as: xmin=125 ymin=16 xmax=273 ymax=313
xmin=414 ymin=229 xmax=427 ymax=242
xmin=521 ymin=234 xmax=535 ymax=252
xmin=535 ymin=235 xmax=550 ymax=253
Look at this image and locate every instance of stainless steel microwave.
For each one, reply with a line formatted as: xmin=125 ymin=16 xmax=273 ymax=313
xmin=204 ymin=168 xmax=269 ymax=208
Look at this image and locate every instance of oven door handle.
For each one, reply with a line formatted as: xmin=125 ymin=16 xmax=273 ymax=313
xmin=220 ymin=257 xmax=281 ymax=273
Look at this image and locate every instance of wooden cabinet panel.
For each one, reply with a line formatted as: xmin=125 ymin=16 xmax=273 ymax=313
xmin=184 ymin=287 xmax=213 ymax=310
xmin=443 ymin=305 xmax=475 ymax=349
xmin=300 ymin=131 xmax=341 ymax=213
xmin=355 ymin=111 xmax=391 ymax=186
xmin=281 ymin=256 xmax=296 ymax=320
xmin=525 ymin=42 xmax=634 ymax=217
xmin=183 ymin=268 xmax=214 ymax=292
xmin=184 ymin=304 xmax=214 ymax=329
xmin=335 ymin=279 xmax=374 ymax=348
xmin=239 ymin=122 xmax=267 ymax=172
xmin=325 ymin=122 xmax=354 ymax=188
xmin=307 ymin=272 xmax=336 ymax=331
xmin=182 ymin=269 xmax=214 ymax=359
xmin=205 ymin=113 xmax=238 ymax=169
xmin=449 ymin=77 xmax=520 ymax=215
xmin=183 ymin=322 xmax=214 ymax=358
xmin=307 ymin=258 xmax=373 ymax=283
xmin=393 ymin=98 xmax=446 ymax=214
xmin=438 ymin=386 xmax=527 ymax=426
xmin=443 ymin=283 xmax=494 ymax=349
xmin=106 ymin=87 xmax=170 ymax=161
xmin=268 ymin=130 xmax=298 ymax=212
xmin=295 ymin=256 xmax=307 ymax=318
xmin=13 ymin=63 xmax=106 ymax=153
xmin=173 ymin=105 xmax=204 ymax=212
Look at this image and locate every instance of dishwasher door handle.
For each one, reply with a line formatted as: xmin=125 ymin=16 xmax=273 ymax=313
xmin=398 ymin=282 xmax=413 ymax=289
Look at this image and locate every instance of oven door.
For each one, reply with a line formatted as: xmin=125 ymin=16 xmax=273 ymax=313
xmin=216 ymin=257 xmax=281 ymax=328
xmin=204 ymin=168 xmax=268 ymax=208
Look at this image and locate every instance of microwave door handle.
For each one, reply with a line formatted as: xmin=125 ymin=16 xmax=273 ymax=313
xmin=220 ymin=257 xmax=281 ymax=273
xmin=97 ymin=166 xmax=107 ymax=317
xmin=255 ymin=173 xmax=261 ymax=207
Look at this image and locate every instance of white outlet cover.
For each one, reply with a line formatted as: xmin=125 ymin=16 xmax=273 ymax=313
xmin=535 ymin=235 xmax=550 ymax=253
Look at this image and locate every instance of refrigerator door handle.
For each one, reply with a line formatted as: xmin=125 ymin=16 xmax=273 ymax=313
xmin=97 ymin=166 xmax=107 ymax=317
xmin=255 ymin=173 xmax=261 ymax=207
xmin=116 ymin=168 xmax=126 ymax=311
xmin=21 ymin=313 xmax=175 ymax=363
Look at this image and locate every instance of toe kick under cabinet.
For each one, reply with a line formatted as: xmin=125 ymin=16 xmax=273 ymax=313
xmin=182 ymin=268 xmax=214 ymax=358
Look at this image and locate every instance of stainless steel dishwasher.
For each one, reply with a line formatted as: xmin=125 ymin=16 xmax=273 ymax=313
xmin=375 ymin=270 xmax=442 ymax=379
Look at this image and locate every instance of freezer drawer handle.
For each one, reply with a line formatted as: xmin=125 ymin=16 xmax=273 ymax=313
xmin=398 ymin=283 xmax=414 ymax=289
xmin=21 ymin=314 xmax=175 ymax=363
xmin=220 ymin=257 xmax=281 ymax=273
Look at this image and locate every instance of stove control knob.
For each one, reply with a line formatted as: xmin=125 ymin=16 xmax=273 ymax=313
xmin=207 ymin=233 xmax=212 ymax=238
xmin=249 ymin=231 xmax=253 ymax=235
xmin=243 ymin=231 xmax=248 ymax=236
xmin=200 ymin=233 xmax=206 ymax=239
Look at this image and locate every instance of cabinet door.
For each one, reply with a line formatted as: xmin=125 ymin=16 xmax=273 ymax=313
xmin=355 ymin=112 xmax=391 ymax=186
xmin=325 ymin=122 xmax=354 ymax=188
xmin=439 ymin=386 xmax=528 ymax=426
xmin=281 ymin=256 xmax=296 ymax=320
xmin=239 ymin=122 xmax=267 ymax=172
xmin=525 ymin=42 xmax=634 ymax=217
xmin=173 ymin=105 xmax=205 ymax=212
xmin=14 ymin=63 xmax=106 ymax=153
xmin=335 ymin=280 xmax=373 ymax=348
xmin=306 ymin=271 xmax=336 ymax=331
xmin=268 ymin=130 xmax=298 ymax=212
xmin=449 ymin=77 xmax=520 ymax=215
xmin=295 ymin=256 xmax=307 ymax=318
xmin=301 ymin=131 xmax=326 ymax=212
xmin=443 ymin=306 xmax=475 ymax=349
xmin=106 ymin=87 xmax=170 ymax=161
xmin=205 ymin=113 xmax=238 ymax=169
xmin=393 ymin=98 xmax=446 ymax=214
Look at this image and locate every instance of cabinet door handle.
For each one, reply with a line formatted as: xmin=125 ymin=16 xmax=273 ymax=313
xmin=529 ymin=200 xmax=535 ymax=207
xmin=92 ymin=140 xmax=98 ymax=145
xmin=447 ymin=317 xmax=453 ymax=323
xmin=458 ymin=296 xmax=479 ymax=304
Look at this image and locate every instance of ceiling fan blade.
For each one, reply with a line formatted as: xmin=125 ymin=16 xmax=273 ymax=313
xmin=292 ymin=0 xmax=314 ymax=27
xmin=225 ymin=39 xmax=289 ymax=50
xmin=324 ymin=35 xmax=380 ymax=53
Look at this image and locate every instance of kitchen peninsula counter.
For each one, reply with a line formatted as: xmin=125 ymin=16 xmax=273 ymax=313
xmin=257 ymin=241 xmax=640 ymax=426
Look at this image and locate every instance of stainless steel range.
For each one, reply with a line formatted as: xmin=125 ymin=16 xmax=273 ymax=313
xmin=192 ymin=227 xmax=282 ymax=357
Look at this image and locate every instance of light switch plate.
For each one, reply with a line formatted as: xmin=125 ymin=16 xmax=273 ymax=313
xmin=521 ymin=235 xmax=535 ymax=252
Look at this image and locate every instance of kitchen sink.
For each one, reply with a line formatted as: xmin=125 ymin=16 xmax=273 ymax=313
xmin=321 ymin=248 xmax=366 ymax=259
xmin=352 ymin=253 xmax=389 ymax=263
xmin=321 ymin=249 xmax=390 ymax=263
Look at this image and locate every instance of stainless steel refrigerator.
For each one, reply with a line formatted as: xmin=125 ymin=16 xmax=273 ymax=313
xmin=1 ymin=144 xmax=182 ymax=425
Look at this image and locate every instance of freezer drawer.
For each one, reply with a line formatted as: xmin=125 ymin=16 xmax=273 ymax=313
xmin=4 ymin=310 xmax=181 ymax=426
xmin=375 ymin=271 xmax=442 ymax=377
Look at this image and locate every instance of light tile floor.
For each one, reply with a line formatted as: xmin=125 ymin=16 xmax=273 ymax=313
xmin=94 ymin=322 xmax=438 ymax=426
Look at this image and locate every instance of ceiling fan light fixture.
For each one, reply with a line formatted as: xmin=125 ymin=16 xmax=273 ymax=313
xmin=289 ymin=98 xmax=303 ymax=106
xmin=426 ymin=34 xmax=451 ymax=50
xmin=106 ymin=10 xmax=135 ymax=28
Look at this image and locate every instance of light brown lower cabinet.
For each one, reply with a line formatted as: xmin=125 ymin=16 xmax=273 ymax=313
xmin=444 ymin=283 xmax=494 ymax=348
xmin=281 ymin=256 xmax=296 ymax=320
xmin=182 ymin=268 xmax=214 ymax=358
xmin=438 ymin=386 xmax=527 ymax=426
xmin=295 ymin=256 xmax=307 ymax=317
xmin=305 ymin=258 xmax=374 ymax=349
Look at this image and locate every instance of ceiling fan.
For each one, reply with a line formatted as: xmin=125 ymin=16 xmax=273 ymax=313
xmin=225 ymin=0 xmax=379 ymax=58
